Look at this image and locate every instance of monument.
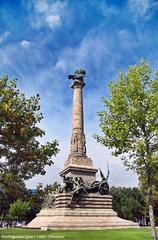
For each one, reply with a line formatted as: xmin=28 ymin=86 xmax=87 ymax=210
xmin=59 ymin=69 xmax=97 ymax=183
xmin=27 ymin=69 xmax=137 ymax=230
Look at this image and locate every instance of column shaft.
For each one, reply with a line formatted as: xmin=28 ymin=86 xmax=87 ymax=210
xmin=70 ymin=80 xmax=86 ymax=156
xmin=72 ymin=85 xmax=84 ymax=132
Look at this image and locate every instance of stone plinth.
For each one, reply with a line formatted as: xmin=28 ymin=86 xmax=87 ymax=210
xmin=59 ymin=165 xmax=97 ymax=183
xmin=60 ymin=154 xmax=97 ymax=183
xmin=27 ymin=193 xmax=137 ymax=230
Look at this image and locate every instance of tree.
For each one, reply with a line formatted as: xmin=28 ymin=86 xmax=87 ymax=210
xmin=25 ymin=182 xmax=60 ymax=222
xmin=0 ymin=75 xmax=59 ymax=181
xmin=95 ymin=61 xmax=158 ymax=240
xmin=1 ymin=173 xmax=27 ymax=201
xmin=110 ymin=187 xmax=145 ymax=222
xmin=8 ymin=199 xmax=30 ymax=222
xmin=0 ymin=174 xmax=28 ymax=220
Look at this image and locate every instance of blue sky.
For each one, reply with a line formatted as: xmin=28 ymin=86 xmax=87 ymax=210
xmin=0 ymin=0 xmax=158 ymax=188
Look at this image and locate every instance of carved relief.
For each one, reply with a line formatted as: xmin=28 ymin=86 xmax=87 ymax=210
xmin=82 ymin=134 xmax=86 ymax=154
xmin=71 ymin=132 xmax=86 ymax=155
xmin=71 ymin=133 xmax=78 ymax=152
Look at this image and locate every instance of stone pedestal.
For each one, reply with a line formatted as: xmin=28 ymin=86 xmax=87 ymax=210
xmin=60 ymin=155 xmax=97 ymax=183
xmin=27 ymin=193 xmax=137 ymax=230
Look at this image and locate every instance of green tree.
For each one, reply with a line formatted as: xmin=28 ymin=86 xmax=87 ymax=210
xmin=0 ymin=75 xmax=59 ymax=181
xmin=25 ymin=182 xmax=60 ymax=222
xmin=0 ymin=174 xmax=28 ymax=221
xmin=1 ymin=174 xmax=27 ymax=202
xmin=110 ymin=187 xmax=145 ymax=222
xmin=8 ymin=199 xmax=30 ymax=222
xmin=95 ymin=61 xmax=158 ymax=240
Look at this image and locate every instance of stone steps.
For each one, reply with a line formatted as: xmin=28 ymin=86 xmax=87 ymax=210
xmin=27 ymin=193 xmax=138 ymax=230
xmin=55 ymin=193 xmax=113 ymax=209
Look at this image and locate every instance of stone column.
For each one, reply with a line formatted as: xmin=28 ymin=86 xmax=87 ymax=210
xmin=59 ymin=69 xmax=97 ymax=183
xmin=70 ymin=75 xmax=86 ymax=156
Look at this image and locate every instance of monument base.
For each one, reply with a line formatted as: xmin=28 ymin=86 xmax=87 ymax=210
xmin=59 ymin=165 xmax=98 ymax=183
xmin=27 ymin=193 xmax=137 ymax=230
xmin=59 ymin=154 xmax=98 ymax=183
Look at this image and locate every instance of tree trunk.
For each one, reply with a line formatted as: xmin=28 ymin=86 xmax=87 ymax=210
xmin=148 ymin=184 xmax=157 ymax=240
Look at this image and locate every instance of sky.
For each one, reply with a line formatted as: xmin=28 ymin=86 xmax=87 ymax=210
xmin=0 ymin=0 xmax=158 ymax=188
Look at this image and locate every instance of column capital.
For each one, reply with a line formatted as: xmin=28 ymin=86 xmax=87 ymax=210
xmin=71 ymin=80 xmax=86 ymax=89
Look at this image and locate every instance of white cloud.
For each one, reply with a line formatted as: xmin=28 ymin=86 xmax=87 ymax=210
xmin=28 ymin=0 xmax=68 ymax=29
xmin=46 ymin=14 xmax=61 ymax=28
xmin=54 ymin=59 xmax=66 ymax=71
xmin=53 ymin=29 xmax=121 ymax=79
xmin=21 ymin=40 xmax=30 ymax=48
xmin=118 ymin=29 xmax=138 ymax=49
xmin=95 ymin=1 xmax=118 ymax=18
xmin=0 ymin=31 xmax=10 ymax=45
xmin=129 ymin=0 xmax=150 ymax=16
xmin=35 ymin=0 xmax=48 ymax=13
xmin=128 ymin=0 xmax=156 ymax=20
xmin=49 ymin=1 xmax=68 ymax=16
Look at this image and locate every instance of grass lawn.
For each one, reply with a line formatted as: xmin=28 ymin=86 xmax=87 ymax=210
xmin=0 ymin=228 xmax=157 ymax=240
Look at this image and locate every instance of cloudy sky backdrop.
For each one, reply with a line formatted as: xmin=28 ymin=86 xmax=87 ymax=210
xmin=0 ymin=0 xmax=158 ymax=188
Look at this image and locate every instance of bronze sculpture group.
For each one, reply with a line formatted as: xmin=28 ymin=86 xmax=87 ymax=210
xmin=43 ymin=167 xmax=110 ymax=209
xmin=58 ymin=168 xmax=110 ymax=207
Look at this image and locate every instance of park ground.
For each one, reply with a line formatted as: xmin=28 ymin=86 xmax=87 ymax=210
xmin=0 ymin=228 xmax=158 ymax=240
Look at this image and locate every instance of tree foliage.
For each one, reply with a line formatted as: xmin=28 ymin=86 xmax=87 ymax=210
xmin=0 ymin=173 xmax=28 ymax=213
xmin=8 ymin=199 xmax=30 ymax=221
xmin=110 ymin=187 xmax=145 ymax=222
xmin=25 ymin=182 xmax=60 ymax=222
xmin=96 ymin=61 xmax=158 ymax=175
xmin=95 ymin=61 xmax=158 ymax=182
xmin=0 ymin=75 xmax=59 ymax=180
xmin=95 ymin=61 xmax=158 ymax=239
